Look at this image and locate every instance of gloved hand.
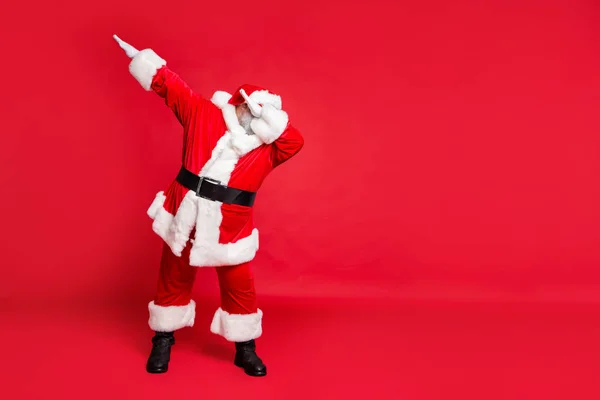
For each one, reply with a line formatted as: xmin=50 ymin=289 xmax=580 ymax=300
xmin=111 ymin=34 xmax=166 ymax=91
xmin=113 ymin=34 xmax=139 ymax=58
xmin=239 ymin=88 xmax=263 ymax=118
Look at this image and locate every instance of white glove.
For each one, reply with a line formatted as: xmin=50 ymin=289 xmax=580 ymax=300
xmin=113 ymin=34 xmax=139 ymax=58
xmin=239 ymin=88 xmax=263 ymax=118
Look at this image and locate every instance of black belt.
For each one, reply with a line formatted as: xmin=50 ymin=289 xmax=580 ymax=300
xmin=175 ymin=166 xmax=256 ymax=207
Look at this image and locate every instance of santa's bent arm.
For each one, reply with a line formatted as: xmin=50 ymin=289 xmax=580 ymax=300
xmin=239 ymin=90 xmax=304 ymax=167
xmin=113 ymin=35 xmax=199 ymax=127
xmin=252 ymin=106 xmax=304 ymax=168
xmin=270 ymin=125 xmax=304 ymax=168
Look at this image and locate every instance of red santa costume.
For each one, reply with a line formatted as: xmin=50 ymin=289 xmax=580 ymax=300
xmin=120 ymin=40 xmax=304 ymax=345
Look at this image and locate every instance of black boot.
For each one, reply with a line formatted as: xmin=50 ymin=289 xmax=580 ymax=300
xmin=146 ymin=331 xmax=175 ymax=374
xmin=234 ymin=339 xmax=267 ymax=377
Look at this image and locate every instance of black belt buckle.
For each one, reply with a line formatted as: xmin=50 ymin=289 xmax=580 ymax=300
xmin=196 ymin=176 xmax=221 ymax=199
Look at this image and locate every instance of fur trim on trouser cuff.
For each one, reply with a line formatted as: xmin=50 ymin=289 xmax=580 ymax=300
xmin=210 ymin=307 xmax=263 ymax=342
xmin=148 ymin=300 xmax=196 ymax=332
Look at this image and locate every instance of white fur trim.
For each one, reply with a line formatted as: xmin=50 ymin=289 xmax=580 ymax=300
xmin=250 ymin=104 xmax=289 ymax=144
xmin=249 ymin=90 xmax=282 ymax=110
xmin=147 ymin=191 xmax=167 ymax=220
xmin=190 ymin=225 xmax=259 ymax=267
xmin=128 ymin=49 xmax=166 ymax=91
xmin=210 ymin=91 xmax=232 ymax=108
xmin=210 ymin=308 xmax=263 ymax=342
xmin=188 ymin=127 xmax=260 ymax=267
xmin=147 ymin=190 xmax=198 ymax=257
xmin=210 ymin=91 xmax=264 ymax=152
xmin=220 ymin=103 xmax=248 ymax=136
xmin=148 ymin=300 xmax=196 ymax=332
xmin=209 ymin=89 xmax=285 ymax=147
xmin=147 ymin=191 xmax=173 ymax=240
xmin=147 ymin=191 xmax=260 ymax=266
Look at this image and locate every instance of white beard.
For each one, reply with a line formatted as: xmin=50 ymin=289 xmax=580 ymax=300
xmin=238 ymin=109 xmax=255 ymax=135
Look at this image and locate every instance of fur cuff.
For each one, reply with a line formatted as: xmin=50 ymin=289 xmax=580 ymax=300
xmin=211 ymin=91 xmax=233 ymax=109
xmin=251 ymin=104 xmax=289 ymax=144
xmin=210 ymin=308 xmax=263 ymax=342
xmin=249 ymin=90 xmax=282 ymax=110
xmin=147 ymin=190 xmax=198 ymax=257
xmin=129 ymin=49 xmax=166 ymax=91
xmin=148 ymin=300 xmax=196 ymax=332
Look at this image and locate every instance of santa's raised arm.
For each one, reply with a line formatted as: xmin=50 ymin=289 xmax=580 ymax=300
xmin=113 ymin=34 xmax=200 ymax=128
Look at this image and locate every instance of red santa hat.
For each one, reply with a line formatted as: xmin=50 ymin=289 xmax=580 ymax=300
xmin=227 ymin=84 xmax=283 ymax=110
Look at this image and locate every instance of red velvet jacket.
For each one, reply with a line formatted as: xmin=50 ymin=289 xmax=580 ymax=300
xmin=128 ymin=49 xmax=304 ymax=267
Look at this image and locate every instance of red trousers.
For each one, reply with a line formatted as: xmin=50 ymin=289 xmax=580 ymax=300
xmin=148 ymin=242 xmax=263 ymax=342
xmin=155 ymin=242 xmax=257 ymax=314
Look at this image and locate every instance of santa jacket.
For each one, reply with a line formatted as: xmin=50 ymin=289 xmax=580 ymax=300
xmin=128 ymin=49 xmax=304 ymax=267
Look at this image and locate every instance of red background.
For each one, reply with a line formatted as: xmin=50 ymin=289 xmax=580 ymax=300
xmin=1 ymin=0 xmax=600 ymax=398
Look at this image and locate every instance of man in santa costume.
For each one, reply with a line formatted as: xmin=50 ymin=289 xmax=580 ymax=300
xmin=113 ymin=35 xmax=304 ymax=377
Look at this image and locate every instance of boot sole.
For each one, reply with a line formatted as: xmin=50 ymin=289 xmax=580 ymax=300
xmin=234 ymin=360 xmax=267 ymax=377
xmin=146 ymin=365 xmax=169 ymax=374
